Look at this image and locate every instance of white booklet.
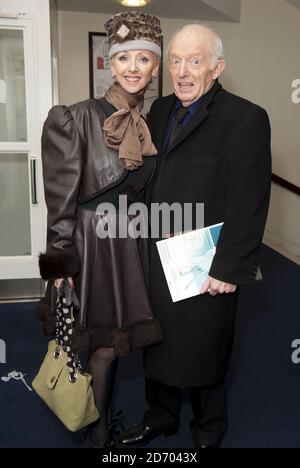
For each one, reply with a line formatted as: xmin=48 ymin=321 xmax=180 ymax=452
xmin=156 ymin=223 xmax=224 ymax=303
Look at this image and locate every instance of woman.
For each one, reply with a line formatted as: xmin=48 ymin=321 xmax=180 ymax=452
xmin=37 ymin=11 xmax=163 ymax=448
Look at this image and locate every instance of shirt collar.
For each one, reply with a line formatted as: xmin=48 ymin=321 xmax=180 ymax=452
xmin=175 ymin=92 xmax=208 ymax=115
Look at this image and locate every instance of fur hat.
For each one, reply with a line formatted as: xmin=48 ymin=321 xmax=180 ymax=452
xmin=105 ymin=11 xmax=162 ymax=59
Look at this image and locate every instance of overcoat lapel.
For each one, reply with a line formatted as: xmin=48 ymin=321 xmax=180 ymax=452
xmin=164 ymin=81 xmax=222 ymax=156
xmin=155 ymin=94 xmax=177 ymax=153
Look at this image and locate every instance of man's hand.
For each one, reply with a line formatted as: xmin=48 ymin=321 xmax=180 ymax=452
xmin=200 ymin=276 xmax=237 ymax=296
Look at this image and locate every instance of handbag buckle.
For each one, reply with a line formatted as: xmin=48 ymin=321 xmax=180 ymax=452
xmin=54 ymin=347 xmax=62 ymax=360
xmin=69 ymin=373 xmax=78 ymax=384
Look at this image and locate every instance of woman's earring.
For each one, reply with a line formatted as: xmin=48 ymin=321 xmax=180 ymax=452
xmin=112 ymin=74 xmax=115 ymax=78
xmin=152 ymin=75 xmax=157 ymax=79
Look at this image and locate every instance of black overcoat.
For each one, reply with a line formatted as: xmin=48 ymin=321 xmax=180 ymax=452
xmin=144 ymin=81 xmax=272 ymax=387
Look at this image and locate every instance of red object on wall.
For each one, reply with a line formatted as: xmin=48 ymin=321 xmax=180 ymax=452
xmin=97 ymin=56 xmax=104 ymax=70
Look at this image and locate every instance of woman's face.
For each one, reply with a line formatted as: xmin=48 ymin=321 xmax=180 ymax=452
xmin=110 ymin=50 xmax=160 ymax=94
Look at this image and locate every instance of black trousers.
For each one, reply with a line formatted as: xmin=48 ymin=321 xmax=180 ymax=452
xmin=143 ymin=378 xmax=227 ymax=446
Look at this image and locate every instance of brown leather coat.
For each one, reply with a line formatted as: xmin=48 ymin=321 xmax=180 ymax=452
xmin=37 ymin=98 xmax=162 ymax=355
xmin=39 ymin=98 xmax=128 ymax=280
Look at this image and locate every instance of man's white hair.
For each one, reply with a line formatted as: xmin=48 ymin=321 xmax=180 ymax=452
xmin=168 ymin=24 xmax=225 ymax=69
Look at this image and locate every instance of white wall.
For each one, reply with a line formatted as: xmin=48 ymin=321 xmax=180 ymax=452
xmin=57 ymin=0 xmax=300 ymax=265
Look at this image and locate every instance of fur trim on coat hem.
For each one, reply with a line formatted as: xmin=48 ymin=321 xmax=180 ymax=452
xmin=71 ymin=319 xmax=164 ymax=356
xmin=39 ymin=247 xmax=80 ymax=280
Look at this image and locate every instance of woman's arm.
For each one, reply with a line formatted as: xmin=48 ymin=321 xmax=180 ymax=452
xmin=39 ymin=106 xmax=83 ymax=281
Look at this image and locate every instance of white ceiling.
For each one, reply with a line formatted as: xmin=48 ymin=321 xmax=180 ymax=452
xmin=56 ymin=0 xmax=241 ymax=22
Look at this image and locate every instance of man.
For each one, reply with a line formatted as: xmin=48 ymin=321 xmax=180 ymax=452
xmin=120 ymin=24 xmax=272 ymax=448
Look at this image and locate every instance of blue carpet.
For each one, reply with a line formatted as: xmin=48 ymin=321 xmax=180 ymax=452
xmin=0 ymin=246 xmax=300 ymax=448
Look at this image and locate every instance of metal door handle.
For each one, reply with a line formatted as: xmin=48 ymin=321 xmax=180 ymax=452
xmin=0 ymin=13 xmax=19 ymax=19
xmin=30 ymin=158 xmax=38 ymax=204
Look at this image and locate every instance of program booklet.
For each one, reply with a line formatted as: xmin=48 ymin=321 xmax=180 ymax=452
xmin=156 ymin=223 xmax=224 ymax=303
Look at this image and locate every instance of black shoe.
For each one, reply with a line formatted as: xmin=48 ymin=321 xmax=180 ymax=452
xmin=191 ymin=428 xmax=221 ymax=449
xmin=197 ymin=444 xmax=220 ymax=449
xmin=81 ymin=435 xmax=116 ymax=449
xmin=83 ymin=434 xmax=115 ymax=449
xmin=86 ymin=410 xmax=125 ymax=449
xmin=119 ymin=423 xmax=178 ymax=446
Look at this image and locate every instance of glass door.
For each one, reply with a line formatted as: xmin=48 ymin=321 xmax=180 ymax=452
xmin=0 ymin=28 xmax=27 ymax=142
xmin=0 ymin=16 xmax=47 ymax=279
xmin=0 ymin=153 xmax=32 ymax=257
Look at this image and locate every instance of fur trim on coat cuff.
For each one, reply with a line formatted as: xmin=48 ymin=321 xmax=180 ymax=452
xmin=39 ymin=247 xmax=80 ymax=280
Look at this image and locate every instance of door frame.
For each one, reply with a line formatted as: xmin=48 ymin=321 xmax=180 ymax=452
xmin=0 ymin=1 xmax=53 ymax=280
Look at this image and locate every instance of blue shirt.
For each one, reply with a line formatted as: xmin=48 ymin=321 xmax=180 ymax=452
xmin=164 ymin=94 xmax=206 ymax=150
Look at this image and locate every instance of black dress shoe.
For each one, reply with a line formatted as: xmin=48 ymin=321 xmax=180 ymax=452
xmin=85 ymin=434 xmax=115 ymax=449
xmin=119 ymin=423 xmax=178 ymax=446
xmin=85 ymin=410 xmax=125 ymax=448
xmin=191 ymin=431 xmax=221 ymax=448
xmin=197 ymin=444 xmax=220 ymax=449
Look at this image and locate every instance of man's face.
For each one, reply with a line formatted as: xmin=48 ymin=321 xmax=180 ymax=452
xmin=168 ymin=30 xmax=224 ymax=107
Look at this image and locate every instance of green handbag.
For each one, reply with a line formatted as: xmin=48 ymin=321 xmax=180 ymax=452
xmin=32 ymin=281 xmax=99 ymax=432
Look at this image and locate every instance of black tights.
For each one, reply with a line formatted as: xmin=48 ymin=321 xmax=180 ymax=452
xmin=87 ymin=347 xmax=118 ymax=445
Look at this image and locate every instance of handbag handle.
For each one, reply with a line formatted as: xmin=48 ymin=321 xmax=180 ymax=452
xmin=55 ymin=284 xmax=82 ymax=377
xmin=56 ymin=280 xmax=80 ymax=310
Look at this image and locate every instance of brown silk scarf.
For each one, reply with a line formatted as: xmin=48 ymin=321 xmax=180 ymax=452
xmin=103 ymin=82 xmax=157 ymax=171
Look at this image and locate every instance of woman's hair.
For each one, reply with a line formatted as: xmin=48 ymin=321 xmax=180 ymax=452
xmin=110 ymin=50 xmax=160 ymax=63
